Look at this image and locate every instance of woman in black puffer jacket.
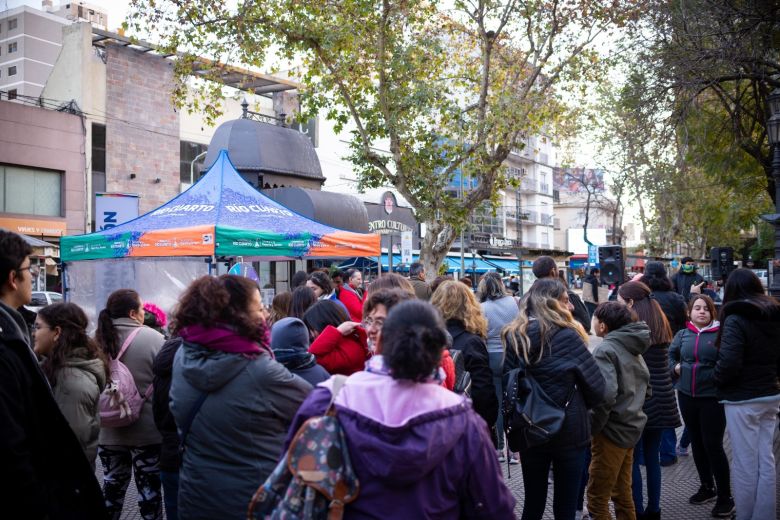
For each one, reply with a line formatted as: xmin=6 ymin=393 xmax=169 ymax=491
xmin=618 ymin=281 xmax=681 ymax=520
xmin=713 ymin=269 xmax=780 ymax=520
xmin=502 ymin=279 xmax=605 ymax=520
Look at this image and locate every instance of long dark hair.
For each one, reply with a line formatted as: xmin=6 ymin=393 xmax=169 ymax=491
xmin=721 ymin=268 xmax=776 ymax=310
xmin=618 ymin=281 xmax=673 ymax=345
xmin=381 ymin=300 xmax=448 ymax=382
xmin=95 ymin=289 xmax=141 ymax=358
xmin=303 ymin=300 xmax=349 ymax=334
xmin=171 ymin=275 xmax=268 ymax=345
xmin=38 ymin=303 xmax=109 ymax=386
xmin=289 ymin=286 xmax=317 ymax=319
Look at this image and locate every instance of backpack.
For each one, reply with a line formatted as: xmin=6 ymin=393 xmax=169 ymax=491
xmin=247 ymin=375 xmax=359 ymax=520
xmin=99 ymin=327 xmax=153 ymax=428
xmin=502 ymin=359 xmax=575 ymax=451
xmin=448 ymin=349 xmax=472 ymax=396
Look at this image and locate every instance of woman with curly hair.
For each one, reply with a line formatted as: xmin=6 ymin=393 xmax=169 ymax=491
xmin=501 ymin=279 xmax=605 ymax=520
xmin=617 ymin=281 xmax=680 ymax=520
xmin=431 ymin=280 xmax=498 ymax=442
xmin=169 ymin=275 xmax=311 ymax=520
xmin=34 ymin=302 xmax=109 ymax=468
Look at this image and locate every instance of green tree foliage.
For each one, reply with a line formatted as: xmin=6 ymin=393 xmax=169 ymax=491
xmin=127 ymin=0 xmax=641 ymax=273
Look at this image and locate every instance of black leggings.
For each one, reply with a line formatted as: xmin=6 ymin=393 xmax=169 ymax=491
xmin=677 ymin=392 xmax=731 ymax=498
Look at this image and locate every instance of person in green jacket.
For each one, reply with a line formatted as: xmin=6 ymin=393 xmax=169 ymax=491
xmin=587 ymin=301 xmax=651 ymax=520
xmin=35 ymin=302 xmax=109 ymax=470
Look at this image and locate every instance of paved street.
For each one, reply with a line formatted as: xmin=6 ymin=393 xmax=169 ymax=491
xmin=101 ymin=425 xmax=780 ymax=519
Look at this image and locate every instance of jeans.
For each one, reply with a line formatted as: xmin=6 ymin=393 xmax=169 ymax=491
xmin=98 ymin=444 xmax=162 ymax=520
xmin=488 ymin=350 xmax=506 ymax=451
xmin=724 ymin=398 xmax=780 ymax=520
xmin=677 ymin=393 xmax=730 ymax=498
xmin=680 ymin=426 xmax=690 ymax=449
xmin=520 ymin=445 xmax=588 ymax=520
xmin=632 ymin=428 xmax=662 ymax=514
xmin=587 ymin=433 xmax=636 ymax=520
xmin=160 ymin=470 xmax=180 ymax=520
xmin=659 ymin=428 xmax=677 ymax=463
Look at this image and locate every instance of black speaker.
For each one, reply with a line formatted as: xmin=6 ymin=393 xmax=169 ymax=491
xmin=710 ymin=247 xmax=734 ymax=280
xmin=599 ymin=246 xmax=625 ymax=285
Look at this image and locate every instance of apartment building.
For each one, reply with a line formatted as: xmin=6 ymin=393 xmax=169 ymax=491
xmin=0 ymin=5 xmax=68 ymax=99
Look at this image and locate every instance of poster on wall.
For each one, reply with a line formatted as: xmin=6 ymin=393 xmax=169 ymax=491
xmin=95 ymin=193 xmax=139 ymax=231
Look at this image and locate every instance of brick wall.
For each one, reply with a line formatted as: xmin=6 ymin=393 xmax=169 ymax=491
xmin=105 ymin=45 xmax=180 ymax=214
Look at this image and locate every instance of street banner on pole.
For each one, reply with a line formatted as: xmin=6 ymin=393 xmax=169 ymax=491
xmin=401 ymin=231 xmax=413 ymax=265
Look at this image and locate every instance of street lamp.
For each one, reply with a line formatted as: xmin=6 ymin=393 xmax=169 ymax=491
xmin=761 ymin=86 xmax=780 ymax=298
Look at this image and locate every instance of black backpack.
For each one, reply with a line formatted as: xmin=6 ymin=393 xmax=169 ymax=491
xmin=448 ymin=349 xmax=471 ymax=396
xmin=502 ymin=359 xmax=575 ymax=451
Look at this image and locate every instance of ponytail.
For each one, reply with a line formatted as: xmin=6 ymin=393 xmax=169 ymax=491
xmin=95 ymin=289 xmax=141 ymax=358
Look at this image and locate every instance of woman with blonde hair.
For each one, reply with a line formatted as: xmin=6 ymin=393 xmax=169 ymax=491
xmin=431 ymin=280 xmax=498 ymax=443
xmin=502 ymin=278 xmax=605 ymax=520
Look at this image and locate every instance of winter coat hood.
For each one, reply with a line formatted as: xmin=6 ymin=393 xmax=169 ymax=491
xmin=320 ymin=369 xmax=468 ymax=484
xmin=270 ymin=317 xmax=309 ymax=352
xmin=604 ymin=321 xmax=651 ymax=356
xmin=720 ymin=299 xmax=780 ymax=323
xmin=63 ymin=348 xmax=107 ymax=391
xmin=177 ymin=339 xmax=257 ymax=393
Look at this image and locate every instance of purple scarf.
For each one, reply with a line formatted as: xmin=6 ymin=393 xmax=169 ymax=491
xmin=180 ymin=324 xmax=273 ymax=358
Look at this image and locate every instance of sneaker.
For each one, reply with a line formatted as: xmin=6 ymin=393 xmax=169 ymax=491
xmin=497 ymin=450 xmax=506 ymax=463
xmin=711 ymin=497 xmax=735 ymax=518
xmin=677 ymin=445 xmax=689 ymax=456
xmin=508 ymin=456 xmax=519 ymax=465
xmin=689 ymin=485 xmax=717 ymax=505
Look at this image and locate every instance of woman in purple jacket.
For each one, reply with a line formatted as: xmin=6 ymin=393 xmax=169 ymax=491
xmin=284 ymin=300 xmax=516 ymax=519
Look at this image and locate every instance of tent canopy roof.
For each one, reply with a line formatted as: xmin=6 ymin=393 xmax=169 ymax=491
xmin=61 ymin=150 xmax=379 ymax=261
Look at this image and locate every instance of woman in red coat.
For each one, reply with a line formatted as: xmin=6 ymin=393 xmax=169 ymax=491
xmin=303 ymin=300 xmax=370 ymax=375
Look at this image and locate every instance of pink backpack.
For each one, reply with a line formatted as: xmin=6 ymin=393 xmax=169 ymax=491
xmin=99 ymin=327 xmax=153 ymax=428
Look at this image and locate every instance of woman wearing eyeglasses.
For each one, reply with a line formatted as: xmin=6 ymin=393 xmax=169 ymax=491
xmin=34 ymin=302 xmax=109 ymax=470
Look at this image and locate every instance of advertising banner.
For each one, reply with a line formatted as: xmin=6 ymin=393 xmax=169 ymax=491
xmin=96 ymin=193 xmax=140 ymax=231
xmin=401 ymin=231 xmax=413 ymax=264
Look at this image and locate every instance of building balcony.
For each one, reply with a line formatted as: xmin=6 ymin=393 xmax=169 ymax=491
xmin=519 ymin=178 xmax=538 ymax=193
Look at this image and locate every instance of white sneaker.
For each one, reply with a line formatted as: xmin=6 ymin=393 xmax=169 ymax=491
xmin=508 ymin=456 xmax=520 ymax=465
xmin=497 ymin=450 xmax=506 ymax=463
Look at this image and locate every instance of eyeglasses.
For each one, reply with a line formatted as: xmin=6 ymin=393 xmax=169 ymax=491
xmin=32 ymin=323 xmax=50 ymax=331
xmin=362 ymin=317 xmax=385 ymax=329
xmin=16 ymin=264 xmax=40 ymax=276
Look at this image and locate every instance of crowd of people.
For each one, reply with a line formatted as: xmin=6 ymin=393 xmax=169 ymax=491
xmin=1 ymin=227 xmax=779 ymax=520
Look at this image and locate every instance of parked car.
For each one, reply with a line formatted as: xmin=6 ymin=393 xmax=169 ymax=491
xmin=752 ymin=269 xmax=768 ymax=289
xmin=25 ymin=291 xmax=63 ymax=312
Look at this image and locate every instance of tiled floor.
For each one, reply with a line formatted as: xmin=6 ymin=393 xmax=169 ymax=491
xmin=102 ymin=426 xmax=780 ymax=519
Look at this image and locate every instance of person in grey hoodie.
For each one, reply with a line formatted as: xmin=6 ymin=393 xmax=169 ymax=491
xmin=587 ymin=301 xmax=651 ymax=520
xmin=35 ymin=303 xmax=109 ymax=470
xmin=170 ymin=275 xmax=311 ymax=520
xmin=270 ymin=317 xmax=330 ymax=386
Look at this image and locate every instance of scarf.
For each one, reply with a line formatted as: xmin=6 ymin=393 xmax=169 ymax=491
xmin=273 ymin=348 xmax=317 ymax=371
xmin=180 ymin=323 xmax=272 ymax=357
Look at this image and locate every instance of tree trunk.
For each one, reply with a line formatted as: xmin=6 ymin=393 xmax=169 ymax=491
xmin=418 ymin=218 xmax=458 ymax=280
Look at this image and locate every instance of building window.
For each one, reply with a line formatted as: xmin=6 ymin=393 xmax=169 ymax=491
xmin=8 ymin=89 xmax=17 ymax=100
xmin=180 ymin=141 xmax=208 ymax=184
xmin=0 ymin=166 xmax=62 ymax=217
xmin=91 ymin=124 xmax=106 ymax=230
xmin=8 ymin=18 xmax=17 ymax=31
xmin=8 ymin=42 xmax=17 ymax=53
xmin=8 ymin=66 xmax=16 ymax=76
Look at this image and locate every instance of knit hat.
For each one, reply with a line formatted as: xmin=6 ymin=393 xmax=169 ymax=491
xmin=270 ymin=317 xmax=310 ymax=352
xmin=644 ymin=261 xmax=667 ymax=278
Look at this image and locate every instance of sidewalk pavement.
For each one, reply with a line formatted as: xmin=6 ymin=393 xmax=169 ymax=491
xmin=102 ymin=425 xmax=779 ymax=519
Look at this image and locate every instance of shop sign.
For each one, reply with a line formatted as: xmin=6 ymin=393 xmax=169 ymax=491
xmin=368 ymin=219 xmax=412 ymax=234
xmin=488 ymin=235 xmax=514 ymax=248
xmin=96 ymin=193 xmax=139 ymax=231
xmin=0 ymin=216 xmax=66 ymax=237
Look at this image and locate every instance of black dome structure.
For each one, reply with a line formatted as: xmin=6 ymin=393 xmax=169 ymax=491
xmin=203 ymin=117 xmax=325 ymax=185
